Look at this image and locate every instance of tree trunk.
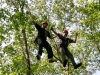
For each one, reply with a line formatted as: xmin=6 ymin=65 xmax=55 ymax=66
xmin=22 ymin=29 xmax=31 ymax=75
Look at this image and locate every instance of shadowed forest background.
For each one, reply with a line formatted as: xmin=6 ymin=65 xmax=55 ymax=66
xmin=0 ymin=0 xmax=100 ymax=75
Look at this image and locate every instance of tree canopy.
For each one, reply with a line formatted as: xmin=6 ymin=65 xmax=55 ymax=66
xmin=0 ymin=0 xmax=100 ymax=75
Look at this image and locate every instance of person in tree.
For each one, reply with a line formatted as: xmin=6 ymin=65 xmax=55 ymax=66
xmin=28 ymin=11 xmax=56 ymax=62
xmin=50 ymin=27 xmax=82 ymax=69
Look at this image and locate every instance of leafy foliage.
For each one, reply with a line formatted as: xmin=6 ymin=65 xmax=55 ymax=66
xmin=0 ymin=0 xmax=100 ymax=75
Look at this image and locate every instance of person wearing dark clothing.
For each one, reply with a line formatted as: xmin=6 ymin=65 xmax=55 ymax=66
xmin=29 ymin=12 xmax=56 ymax=62
xmin=51 ymin=27 xmax=82 ymax=69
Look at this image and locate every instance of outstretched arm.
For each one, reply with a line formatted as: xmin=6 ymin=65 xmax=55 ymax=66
xmin=49 ymin=27 xmax=58 ymax=39
xmin=73 ymin=32 xmax=78 ymax=43
xmin=50 ymin=35 xmax=57 ymax=39
xmin=28 ymin=11 xmax=36 ymax=25
xmin=50 ymin=27 xmax=58 ymax=36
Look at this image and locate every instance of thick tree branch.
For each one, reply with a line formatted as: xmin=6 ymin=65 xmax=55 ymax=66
xmin=22 ymin=29 xmax=31 ymax=75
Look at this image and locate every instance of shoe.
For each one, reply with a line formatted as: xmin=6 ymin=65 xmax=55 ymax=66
xmin=36 ymin=55 xmax=41 ymax=60
xmin=49 ymin=58 xmax=57 ymax=63
xmin=63 ymin=59 xmax=68 ymax=67
xmin=74 ymin=63 xmax=82 ymax=69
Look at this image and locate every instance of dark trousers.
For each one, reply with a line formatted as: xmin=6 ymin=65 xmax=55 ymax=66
xmin=59 ymin=47 xmax=76 ymax=66
xmin=37 ymin=38 xmax=53 ymax=59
